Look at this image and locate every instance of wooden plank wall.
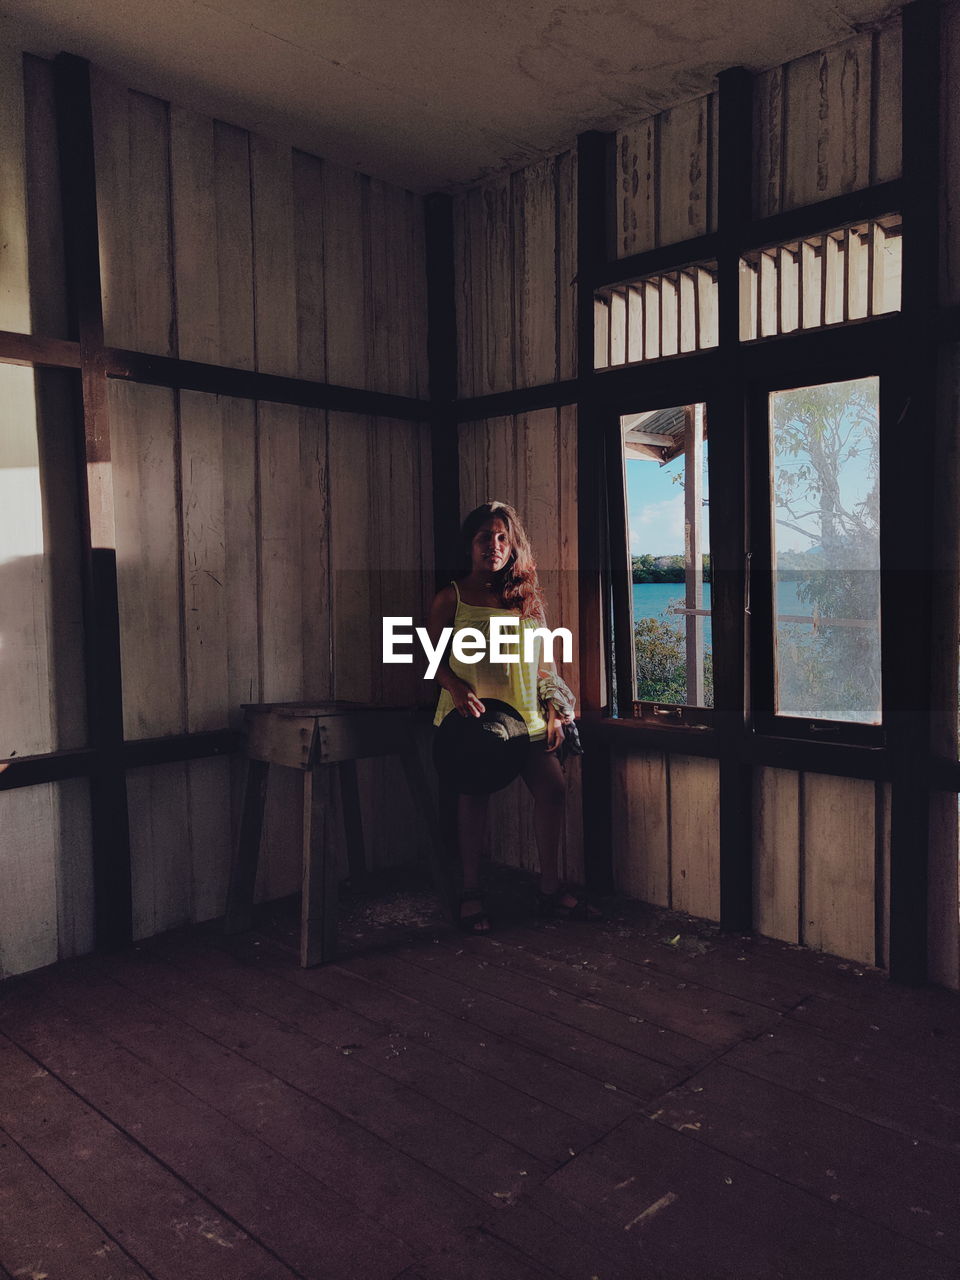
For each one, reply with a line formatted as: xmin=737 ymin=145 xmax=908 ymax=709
xmin=0 ymin=49 xmax=435 ymax=972
xmin=458 ymin=408 xmax=583 ymax=883
xmin=753 ymin=768 xmax=889 ymax=968
xmin=451 ymin=154 xmax=582 ymax=882
xmin=615 ymin=93 xmax=719 ymax=257
xmin=610 ymin=752 xmax=721 ymax=921
xmin=84 ymin=68 xmax=434 ymax=941
xmin=90 ymin=70 xmax=429 ymax=394
xmin=752 ymin=17 xmax=902 ymax=218
xmin=453 ymin=152 xmax=577 ymax=397
xmin=106 ymin=386 xmax=434 ymax=940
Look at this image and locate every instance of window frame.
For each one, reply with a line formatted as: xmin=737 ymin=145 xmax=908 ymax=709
xmin=747 ymin=359 xmax=887 ymax=748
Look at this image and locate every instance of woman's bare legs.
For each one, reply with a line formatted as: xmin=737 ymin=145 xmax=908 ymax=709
xmin=520 ymin=746 xmax=566 ymax=896
xmin=458 ymin=792 xmax=490 ymax=931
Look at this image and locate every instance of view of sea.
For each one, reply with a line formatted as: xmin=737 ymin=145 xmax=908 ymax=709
xmin=632 ymin=580 xmax=810 ymax=649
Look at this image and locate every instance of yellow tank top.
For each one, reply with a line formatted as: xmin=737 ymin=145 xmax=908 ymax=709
xmin=432 ymin=581 xmax=547 ymax=740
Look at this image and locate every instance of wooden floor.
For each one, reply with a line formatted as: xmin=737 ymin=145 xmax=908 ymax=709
xmin=2 ymin=874 xmax=960 ymax=1280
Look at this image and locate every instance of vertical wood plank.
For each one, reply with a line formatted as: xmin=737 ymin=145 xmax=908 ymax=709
xmin=408 ymin=190 xmax=430 ymax=399
xmin=927 ymin=789 xmax=959 ymax=989
xmin=802 ymin=772 xmax=875 ymax=965
xmin=23 ymin=55 xmax=68 ymax=337
xmin=185 ymin=755 xmax=232 ymax=924
xmin=513 ymin=157 xmax=557 ymax=388
xmin=481 ymin=176 xmax=514 ymax=394
xmin=257 ymin=400 xmax=303 ymax=702
xmin=180 ymin=388 xmax=228 ymax=732
xmin=753 ymin=766 xmax=800 ymax=943
xmin=872 ymin=16 xmax=903 ymax=185
xmin=557 ymin=147 xmax=578 ymax=380
xmin=658 ymin=96 xmax=710 ymax=245
xmin=612 ymin=752 xmax=670 ymax=906
xmin=128 ymin=91 xmax=175 ymax=356
xmin=0 ymin=38 xmax=30 ymax=333
xmin=90 ymin=68 xmax=133 ymax=349
xmin=292 ymin=149 xmax=326 ymax=382
xmin=127 ymin=762 xmax=191 ymax=942
xmin=670 ymin=754 xmax=720 ymax=920
xmin=300 ymin=407 xmax=332 ymax=700
xmin=328 ymin=412 xmax=376 ymax=702
xmin=221 ymin=395 xmax=260 ymax=719
xmin=110 ymin=380 xmax=184 ymax=739
xmin=0 ymin=365 xmax=53 ymax=757
xmin=453 ymin=193 xmax=473 ymax=398
xmin=170 ymin=106 xmax=219 ymax=363
xmin=250 ymin=134 xmax=298 ymax=377
xmin=323 ymin=162 xmax=367 ymax=388
xmin=213 ymin=120 xmax=255 ymax=369
xmin=616 ymin=121 xmax=656 ymax=256
xmin=0 ymin=785 xmax=60 ymax=977
xmin=752 ymin=68 xmax=784 ymax=217
xmin=54 ymin=778 xmax=94 ymax=960
xmin=783 ymin=36 xmax=873 ymax=211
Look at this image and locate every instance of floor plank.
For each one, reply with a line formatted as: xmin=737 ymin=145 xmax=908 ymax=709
xmin=0 ymin=1129 xmax=152 ymax=1280
xmin=0 ymin=979 xmax=417 ymax=1279
xmin=648 ymin=1060 xmax=960 ymax=1260
xmin=0 ymin=1031 xmax=300 ymax=1280
xmin=2 ymin=881 xmax=960 ymax=1280
xmin=543 ymin=1113 xmax=958 ymax=1280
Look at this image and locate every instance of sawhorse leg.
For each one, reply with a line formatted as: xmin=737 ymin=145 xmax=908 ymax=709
xmin=224 ymin=758 xmax=269 ymax=935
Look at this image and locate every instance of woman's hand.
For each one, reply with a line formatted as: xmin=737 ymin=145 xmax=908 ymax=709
xmin=449 ymin=676 xmax=485 ymax=718
xmin=545 ymin=704 xmax=565 ymax=753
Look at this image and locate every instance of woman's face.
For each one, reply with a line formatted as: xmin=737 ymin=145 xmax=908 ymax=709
xmin=470 ymin=517 xmax=512 ymax=575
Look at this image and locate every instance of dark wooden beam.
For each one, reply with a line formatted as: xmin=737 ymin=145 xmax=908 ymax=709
xmin=713 ymin=66 xmax=754 ymax=933
xmin=576 ymin=129 xmax=616 ymax=896
xmin=54 ymin=52 xmax=133 ymax=953
xmin=453 ymin=378 xmax=580 ymax=422
xmin=0 ymin=330 xmax=80 ymax=368
xmin=104 ymin=347 xmax=429 ymax=422
xmin=885 ymin=0 xmax=940 ymax=985
xmin=743 ymin=180 xmax=904 ymax=253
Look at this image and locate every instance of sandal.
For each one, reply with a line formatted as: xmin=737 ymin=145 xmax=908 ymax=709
xmin=536 ymin=887 xmax=602 ymax=923
xmin=458 ymin=890 xmax=492 ymax=935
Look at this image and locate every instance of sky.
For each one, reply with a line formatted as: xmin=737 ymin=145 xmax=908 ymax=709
xmin=625 ymin=382 xmax=878 ymax=560
xmin=626 ymin=436 xmax=709 ymax=559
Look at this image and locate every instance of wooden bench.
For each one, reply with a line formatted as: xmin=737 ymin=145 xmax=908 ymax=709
xmin=224 ymin=701 xmax=450 ymax=966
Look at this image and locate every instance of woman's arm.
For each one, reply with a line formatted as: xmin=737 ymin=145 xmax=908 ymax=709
xmin=426 ymin=586 xmax=485 ymax=718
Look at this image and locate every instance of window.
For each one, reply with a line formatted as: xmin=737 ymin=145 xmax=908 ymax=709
xmin=595 ymin=265 xmax=718 ymax=369
xmin=768 ymin=376 xmax=881 ymax=725
xmin=621 ymin=403 xmax=712 ymax=714
xmin=740 ymin=215 xmax=902 ymax=341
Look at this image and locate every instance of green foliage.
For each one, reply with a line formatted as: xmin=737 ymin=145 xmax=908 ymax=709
xmin=634 ymin=613 xmax=713 ymax=707
xmin=772 ymin=379 xmax=880 ymax=722
xmin=632 ymin=553 xmax=711 ymax=584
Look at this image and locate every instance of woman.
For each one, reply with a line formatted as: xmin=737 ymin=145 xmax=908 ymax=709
xmin=427 ymin=501 xmax=599 ymax=933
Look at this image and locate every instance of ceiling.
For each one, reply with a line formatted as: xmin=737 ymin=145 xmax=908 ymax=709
xmin=2 ymin=0 xmax=901 ymax=192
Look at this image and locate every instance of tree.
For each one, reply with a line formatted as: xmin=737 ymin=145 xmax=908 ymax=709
xmin=634 ymin=614 xmax=714 ymax=707
xmin=771 ymin=378 xmax=880 ymax=722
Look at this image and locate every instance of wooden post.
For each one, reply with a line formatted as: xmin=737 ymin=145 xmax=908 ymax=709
xmin=684 ymin=404 xmax=705 ymax=706
xmin=53 ymin=53 xmax=133 ymax=951
xmin=714 ymin=66 xmax=754 ymax=933
xmin=886 ymin=0 xmax=940 ymax=984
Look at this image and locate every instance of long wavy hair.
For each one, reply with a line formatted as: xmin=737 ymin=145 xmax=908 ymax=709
xmin=457 ymin=501 xmax=546 ymax=622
